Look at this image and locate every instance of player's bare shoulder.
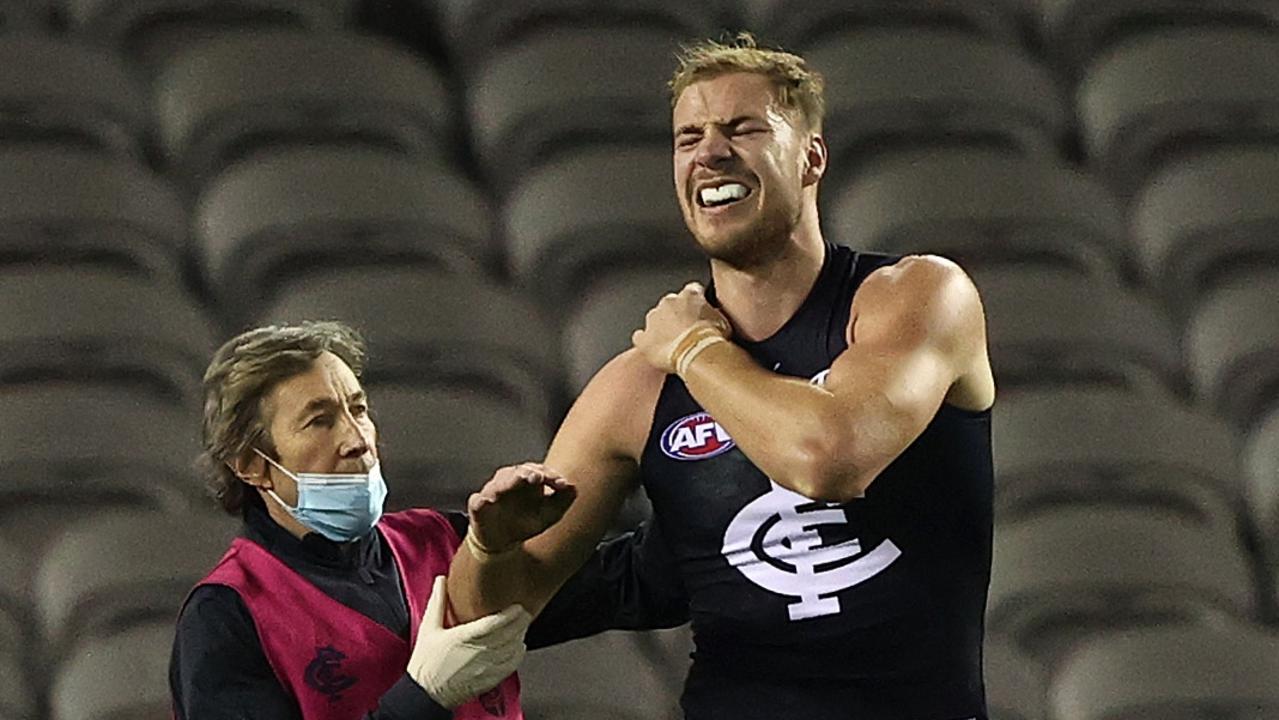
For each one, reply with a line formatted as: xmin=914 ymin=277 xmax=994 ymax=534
xmin=852 ymin=254 xmax=986 ymax=343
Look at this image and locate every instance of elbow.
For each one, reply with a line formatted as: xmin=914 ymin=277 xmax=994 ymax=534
xmin=782 ymin=432 xmax=874 ymax=504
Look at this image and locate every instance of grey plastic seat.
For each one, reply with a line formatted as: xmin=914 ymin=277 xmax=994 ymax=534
xmin=1040 ymin=0 xmax=1279 ymax=78
xmin=1131 ymin=148 xmax=1279 ymax=316
xmin=0 ymin=148 xmax=186 ymax=285
xmin=1077 ymin=29 xmax=1279 ymax=195
xmin=440 ymin=0 xmax=724 ymax=67
xmin=0 ymin=268 xmax=214 ymax=407
xmin=49 ymin=621 xmax=177 ymax=720
xmin=68 ymin=0 xmax=350 ymax=71
xmin=259 ymin=267 xmax=559 ymax=425
xmin=971 ymin=267 xmax=1182 ymax=397
xmin=521 ymin=631 xmax=680 ymax=720
xmin=988 ymin=507 xmax=1256 ymax=664
xmin=742 ymin=0 xmax=1023 ymax=51
xmin=985 ymin=636 xmax=1047 ymax=720
xmin=0 ymin=37 xmax=146 ymax=158
xmin=369 ymin=383 xmax=551 ymax=512
xmin=36 ymin=510 xmax=236 ymax=662
xmin=1244 ymin=406 xmax=1279 ymax=555
xmin=562 ymin=263 xmax=707 ymax=394
xmin=196 ymin=148 xmax=492 ymax=327
xmin=992 ymin=388 xmax=1243 ymax=532
xmin=808 ymin=30 xmax=1067 ymax=187
xmin=1049 ymin=622 xmax=1279 ymax=720
xmin=1185 ymin=271 xmax=1279 ymax=429
xmin=156 ymin=30 xmax=453 ymax=184
xmin=466 ymin=26 xmax=683 ymax=189
xmin=0 ymin=646 xmax=32 ymax=720
xmin=827 ymin=149 xmax=1124 ymax=278
xmin=502 ymin=144 xmax=700 ymax=307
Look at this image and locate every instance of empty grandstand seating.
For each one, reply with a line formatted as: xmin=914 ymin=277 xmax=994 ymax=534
xmin=154 ymin=30 xmax=455 ymax=183
xmin=973 ymin=267 xmax=1182 ymax=397
xmin=48 ymin=621 xmax=176 ymax=720
xmin=991 ymin=388 xmax=1243 ymax=529
xmin=367 ymin=383 xmax=551 ymax=512
xmin=196 ymin=148 xmax=493 ymax=327
xmin=0 ymin=37 xmax=147 ymax=158
xmin=0 ymin=1 xmax=42 ymax=33
xmin=1076 ymin=28 xmax=1279 ymax=194
xmin=743 ymin=0 xmax=1024 ymax=51
xmin=0 ymin=269 xmax=214 ymax=407
xmin=984 ymin=636 xmax=1047 ymax=720
xmin=827 ymin=149 xmax=1124 ymax=278
xmin=465 ymin=26 xmax=683 ymax=189
xmin=520 ymin=630 xmax=682 ymax=720
xmin=35 ymin=510 xmax=236 ymax=662
xmin=1131 ymin=146 xmax=1279 ymax=316
xmin=1048 ymin=622 xmax=1279 ymax=719
xmin=1185 ymin=270 xmax=1279 ymax=430
xmin=987 ymin=506 xmax=1256 ymax=663
xmin=501 ymin=143 xmax=699 ymax=306
xmin=807 ymin=30 xmax=1067 ymax=187
xmin=258 ymin=267 xmax=559 ymax=424
xmin=0 ymin=646 xmax=33 ymax=720
xmin=0 ymin=148 xmax=187 ymax=285
xmin=1245 ymin=407 xmax=1279 ymax=551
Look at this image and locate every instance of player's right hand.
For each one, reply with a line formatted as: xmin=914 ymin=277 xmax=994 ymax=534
xmin=466 ymin=462 xmax=577 ymax=555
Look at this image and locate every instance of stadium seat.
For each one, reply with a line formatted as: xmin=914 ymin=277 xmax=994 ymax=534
xmin=0 ymin=647 xmax=32 ymax=720
xmin=984 ymin=636 xmax=1047 ymax=720
xmin=807 ymin=30 xmax=1067 ymax=187
xmin=0 ymin=384 xmax=203 ymax=553
xmin=1244 ymin=406 xmax=1279 ymax=553
xmin=520 ymin=630 xmax=681 ymax=720
xmin=67 ymin=0 xmax=350 ymax=71
xmin=35 ymin=510 xmax=236 ymax=662
xmin=1185 ymin=271 xmax=1279 ymax=429
xmin=742 ymin=0 xmax=1023 ymax=51
xmin=196 ymin=148 xmax=492 ymax=328
xmin=258 ymin=267 xmax=559 ymax=425
xmin=466 ymin=26 xmax=683 ymax=189
xmin=0 ymin=148 xmax=186 ymax=285
xmin=1040 ymin=0 xmax=1279 ymax=79
xmin=501 ymin=144 xmax=699 ymax=307
xmin=0 ymin=268 xmax=214 ymax=407
xmin=991 ymin=388 xmax=1243 ymax=530
xmin=439 ymin=0 xmax=725 ymax=67
xmin=987 ymin=507 xmax=1256 ymax=663
xmin=368 ymin=383 xmax=551 ymax=512
xmin=1049 ymin=622 xmax=1279 ymax=720
xmin=155 ymin=30 xmax=454 ymax=184
xmin=971 ymin=267 xmax=1182 ymax=397
xmin=826 ymin=149 xmax=1124 ymax=279
xmin=561 ymin=263 xmax=707 ymax=394
xmin=0 ymin=37 xmax=146 ymax=158
xmin=1077 ymin=29 xmax=1279 ymax=195
xmin=1131 ymin=147 xmax=1279 ymax=316
xmin=48 ymin=621 xmax=175 ymax=720
xmin=0 ymin=536 xmax=28 ymax=641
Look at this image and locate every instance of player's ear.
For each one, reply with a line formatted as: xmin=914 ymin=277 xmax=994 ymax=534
xmin=802 ymin=133 xmax=827 ymax=187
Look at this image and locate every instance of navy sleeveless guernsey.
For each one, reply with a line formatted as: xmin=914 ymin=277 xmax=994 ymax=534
xmin=640 ymin=244 xmax=994 ymax=720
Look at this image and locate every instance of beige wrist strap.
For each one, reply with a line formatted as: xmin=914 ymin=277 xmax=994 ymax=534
xmin=464 ymin=530 xmax=517 ymax=561
xmin=671 ymin=325 xmax=728 ymax=378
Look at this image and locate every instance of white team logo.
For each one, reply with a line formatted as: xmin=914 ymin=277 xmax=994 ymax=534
xmin=722 ymin=481 xmax=902 ymax=621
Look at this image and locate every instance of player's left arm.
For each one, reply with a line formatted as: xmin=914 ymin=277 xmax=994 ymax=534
xmin=633 ymin=255 xmax=991 ymax=503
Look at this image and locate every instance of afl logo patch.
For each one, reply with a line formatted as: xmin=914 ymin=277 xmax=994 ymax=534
xmin=660 ymin=412 xmax=735 ymax=461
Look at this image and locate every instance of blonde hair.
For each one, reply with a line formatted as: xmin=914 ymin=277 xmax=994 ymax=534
xmin=198 ymin=321 xmax=367 ymax=515
xmin=669 ymin=33 xmax=826 ymax=131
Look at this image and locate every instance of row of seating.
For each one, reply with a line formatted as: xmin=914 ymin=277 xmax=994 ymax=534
xmin=4 ymin=24 xmax=1279 ymax=193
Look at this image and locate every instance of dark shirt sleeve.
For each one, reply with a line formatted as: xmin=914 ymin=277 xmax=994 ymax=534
xmin=170 ymin=585 xmax=452 ymax=720
xmin=526 ymin=520 xmax=690 ymax=650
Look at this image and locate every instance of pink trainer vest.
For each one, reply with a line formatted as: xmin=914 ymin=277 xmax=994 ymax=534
xmin=188 ymin=509 xmax=522 ymax=719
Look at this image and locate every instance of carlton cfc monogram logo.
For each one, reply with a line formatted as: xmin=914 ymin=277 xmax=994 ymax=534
xmin=660 ymin=412 xmax=735 ymax=460
xmin=722 ymin=481 xmax=902 ymax=621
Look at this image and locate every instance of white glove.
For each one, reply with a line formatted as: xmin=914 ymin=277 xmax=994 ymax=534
xmin=408 ymin=575 xmax=533 ymax=709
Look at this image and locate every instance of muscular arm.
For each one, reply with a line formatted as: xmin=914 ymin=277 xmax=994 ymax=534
xmin=448 ymin=351 xmax=663 ymax=621
xmin=658 ymin=256 xmax=992 ymax=503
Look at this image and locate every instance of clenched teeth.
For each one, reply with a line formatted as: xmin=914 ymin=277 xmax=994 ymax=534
xmin=699 ymin=183 xmax=750 ymax=207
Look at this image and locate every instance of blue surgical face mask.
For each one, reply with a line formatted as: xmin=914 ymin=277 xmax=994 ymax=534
xmin=254 ymin=450 xmax=387 ymax=543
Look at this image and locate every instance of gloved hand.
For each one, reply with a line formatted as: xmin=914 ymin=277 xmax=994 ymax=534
xmin=408 ymin=575 xmax=533 ymax=708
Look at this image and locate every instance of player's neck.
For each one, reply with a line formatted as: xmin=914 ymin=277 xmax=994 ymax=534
xmin=710 ymin=222 xmax=825 ymax=343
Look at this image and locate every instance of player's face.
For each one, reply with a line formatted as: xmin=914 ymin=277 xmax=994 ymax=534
xmin=260 ymin=351 xmax=378 ymax=506
xmin=673 ymin=72 xmax=810 ymax=267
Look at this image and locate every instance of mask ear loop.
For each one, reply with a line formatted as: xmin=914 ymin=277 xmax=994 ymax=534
xmin=250 ymin=449 xmax=302 ymax=511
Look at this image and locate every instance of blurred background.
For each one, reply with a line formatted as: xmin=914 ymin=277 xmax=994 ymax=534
xmin=1 ymin=0 xmax=1278 ymax=718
